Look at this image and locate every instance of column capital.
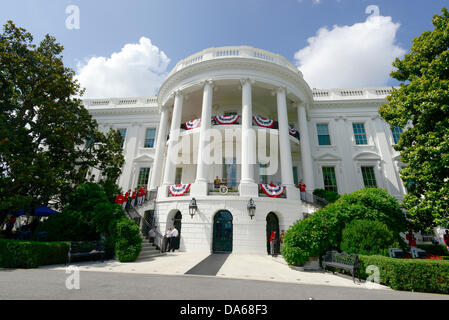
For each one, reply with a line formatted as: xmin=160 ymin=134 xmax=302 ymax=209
xmin=174 ymin=89 xmax=184 ymax=97
xmin=201 ymin=79 xmax=214 ymax=88
xmin=240 ymin=78 xmax=255 ymax=86
xmin=271 ymin=86 xmax=287 ymax=96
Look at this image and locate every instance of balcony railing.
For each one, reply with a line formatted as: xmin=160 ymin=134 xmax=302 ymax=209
xmin=301 ymin=191 xmax=329 ymax=208
xmin=208 ymin=183 xmax=239 ymax=195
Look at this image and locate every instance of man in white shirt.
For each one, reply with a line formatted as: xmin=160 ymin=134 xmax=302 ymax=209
xmin=169 ymin=226 xmax=179 ymax=252
xmin=163 ymin=227 xmax=172 ymax=252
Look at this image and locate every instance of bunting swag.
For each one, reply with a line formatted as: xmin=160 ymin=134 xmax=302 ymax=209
xmin=214 ymin=114 xmax=240 ymax=125
xmin=253 ymin=116 xmax=274 ymax=128
xmin=169 ymin=184 xmax=191 ymax=197
xmin=289 ymin=127 xmax=298 ymax=137
xmin=185 ymin=119 xmax=201 ymax=130
xmin=259 ymin=183 xmax=285 ymax=198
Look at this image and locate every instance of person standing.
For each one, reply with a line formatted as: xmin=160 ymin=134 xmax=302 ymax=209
xmin=164 ymin=227 xmax=172 ymax=253
xmin=148 ymin=226 xmax=157 ymax=244
xmin=115 ymin=193 xmax=126 ymax=209
xmin=406 ymin=230 xmax=417 ymax=248
xmin=298 ymin=180 xmax=306 ymax=201
xmin=131 ymin=189 xmax=137 ymax=208
xmin=443 ymin=230 xmax=449 ymax=252
xmin=269 ymin=231 xmax=276 ymax=256
xmin=137 ymin=186 xmax=145 ymax=206
xmin=170 ymin=226 xmax=179 ymax=252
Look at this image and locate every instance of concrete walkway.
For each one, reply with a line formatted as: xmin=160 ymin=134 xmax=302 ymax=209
xmin=42 ymin=252 xmax=389 ymax=291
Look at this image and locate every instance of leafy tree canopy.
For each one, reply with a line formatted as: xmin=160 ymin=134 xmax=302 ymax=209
xmin=0 ymin=21 xmax=125 ymax=211
xmin=379 ymin=8 xmax=449 ymax=230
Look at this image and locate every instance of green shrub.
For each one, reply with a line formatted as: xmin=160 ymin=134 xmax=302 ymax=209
xmin=282 ymin=188 xmax=406 ymax=266
xmin=0 ymin=239 xmax=69 ymax=268
xmin=109 ymin=218 xmax=142 ymax=262
xmin=417 ymin=244 xmax=449 ymax=256
xmin=340 ymin=220 xmax=396 ymax=256
xmin=36 ymin=183 xmax=126 ymax=241
xmin=313 ymin=189 xmax=340 ymax=203
xmin=358 ymin=255 xmax=449 ymax=294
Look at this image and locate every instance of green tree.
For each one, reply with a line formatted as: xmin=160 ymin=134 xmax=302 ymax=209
xmin=0 ymin=21 xmax=124 ymax=211
xmin=379 ymin=8 xmax=449 ymax=230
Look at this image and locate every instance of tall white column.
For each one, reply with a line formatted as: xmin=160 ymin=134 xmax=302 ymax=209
xmin=277 ymin=88 xmax=300 ymax=200
xmin=297 ymin=103 xmax=315 ymax=191
xmin=149 ymin=106 xmax=169 ymax=190
xmin=162 ymin=92 xmax=183 ymax=186
xmin=191 ymin=80 xmax=213 ymax=196
xmin=239 ymin=79 xmax=258 ymax=196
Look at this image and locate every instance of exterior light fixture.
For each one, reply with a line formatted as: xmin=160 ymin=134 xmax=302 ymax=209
xmin=189 ymin=198 xmax=198 ymax=219
xmin=247 ymin=198 xmax=256 ymax=219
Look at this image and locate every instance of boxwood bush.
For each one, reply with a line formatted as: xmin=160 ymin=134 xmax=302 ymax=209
xmin=109 ymin=218 xmax=142 ymax=262
xmin=340 ymin=220 xmax=396 ymax=256
xmin=282 ymin=188 xmax=406 ymax=266
xmin=358 ymin=255 xmax=449 ymax=294
xmin=0 ymin=239 xmax=69 ymax=268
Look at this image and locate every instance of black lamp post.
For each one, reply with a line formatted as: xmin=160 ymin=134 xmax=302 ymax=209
xmin=247 ymin=198 xmax=256 ymax=219
xmin=189 ymin=198 xmax=198 ymax=219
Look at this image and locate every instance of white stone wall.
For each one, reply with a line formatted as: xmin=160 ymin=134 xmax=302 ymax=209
xmin=155 ymin=197 xmax=305 ymax=253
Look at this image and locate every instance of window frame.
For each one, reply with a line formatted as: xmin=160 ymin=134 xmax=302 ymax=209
xmin=352 ymin=122 xmax=368 ymax=145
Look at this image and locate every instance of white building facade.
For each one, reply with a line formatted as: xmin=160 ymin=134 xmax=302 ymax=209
xmin=85 ymin=46 xmax=408 ymax=254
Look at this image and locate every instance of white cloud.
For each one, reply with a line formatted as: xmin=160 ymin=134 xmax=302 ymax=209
xmin=294 ymin=15 xmax=406 ymax=89
xmin=75 ymin=37 xmax=170 ymax=98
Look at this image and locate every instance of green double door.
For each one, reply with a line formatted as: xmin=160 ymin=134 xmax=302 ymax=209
xmin=213 ymin=210 xmax=233 ymax=253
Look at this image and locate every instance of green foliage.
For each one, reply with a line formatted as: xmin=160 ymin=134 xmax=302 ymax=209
xmin=358 ymin=255 xmax=449 ymax=294
xmin=340 ymin=220 xmax=396 ymax=256
xmin=282 ymin=188 xmax=406 ymax=266
xmin=0 ymin=239 xmax=69 ymax=268
xmin=109 ymin=218 xmax=142 ymax=262
xmin=417 ymin=244 xmax=449 ymax=256
xmin=313 ymin=189 xmax=340 ymax=203
xmin=378 ymin=8 xmax=449 ymax=229
xmin=36 ymin=183 xmax=125 ymax=241
xmin=0 ymin=21 xmax=124 ymax=212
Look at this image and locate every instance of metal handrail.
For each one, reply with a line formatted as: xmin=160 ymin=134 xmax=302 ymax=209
xmin=302 ymin=191 xmax=329 ymax=207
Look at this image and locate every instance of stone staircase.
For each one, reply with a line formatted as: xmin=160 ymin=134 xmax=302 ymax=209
xmin=137 ymin=235 xmax=166 ymax=261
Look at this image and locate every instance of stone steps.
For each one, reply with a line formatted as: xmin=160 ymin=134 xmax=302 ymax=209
xmin=137 ymin=235 xmax=165 ymax=261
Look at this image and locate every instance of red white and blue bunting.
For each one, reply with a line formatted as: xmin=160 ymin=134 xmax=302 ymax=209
xmin=253 ymin=116 xmax=275 ymax=128
xmin=185 ymin=119 xmax=201 ymax=130
xmin=259 ymin=183 xmax=285 ymax=198
xmin=214 ymin=114 xmax=240 ymax=125
xmin=168 ymin=184 xmax=191 ymax=197
xmin=289 ymin=127 xmax=298 ymax=137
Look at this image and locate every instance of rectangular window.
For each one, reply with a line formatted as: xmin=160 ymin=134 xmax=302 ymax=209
xmin=137 ymin=168 xmax=150 ymax=187
xmin=322 ymin=167 xmax=338 ymax=193
xmin=391 ymin=126 xmax=403 ymax=144
xmin=317 ymin=124 xmax=331 ymax=146
xmin=259 ymin=162 xmax=269 ymax=184
xmin=223 ymin=158 xmax=237 ymax=189
xmin=293 ymin=167 xmax=299 ymax=186
xmin=175 ymin=168 xmax=182 ymax=184
xmin=361 ymin=166 xmax=377 ymax=188
xmin=118 ymin=128 xmax=127 ymax=147
xmin=144 ymin=128 xmax=156 ymax=148
xmin=353 ymin=123 xmax=368 ymax=145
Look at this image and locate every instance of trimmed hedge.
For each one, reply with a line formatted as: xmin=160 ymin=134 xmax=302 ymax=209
xmin=358 ymin=255 xmax=449 ymax=294
xmin=417 ymin=244 xmax=449 ymax=256
xmin=0 ymin=239 xmax=69 ymax=268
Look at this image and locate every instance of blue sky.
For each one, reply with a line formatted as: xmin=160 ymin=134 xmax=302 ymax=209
xmin=1 ymin=0 xmax=447 ymax=97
